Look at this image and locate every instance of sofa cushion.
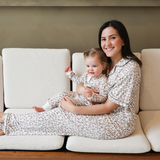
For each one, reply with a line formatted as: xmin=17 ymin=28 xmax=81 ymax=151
xmin=139 ymin=111 xmax=160 ymax=152
xmin=4 ymin=108 xmax=37 ymax=114
xmin=72 ymin=53 xmax=86 ymax=92
xmin=140 ymin=49 xmax=160 ymax=111
xmin=72 ymin=52 xmax=141 ymax=113
xmin=0 ymin=135 xmax=64 ymax=150
xmin=0 ymin=56 xmax=3 ymax=112
xmin=0 ymin=48 xmax=70 ymax=150
xmin=2 ymin=48 xmax=70 ymax=109
xmin=66 ymin=115 xmax=151 ymax=153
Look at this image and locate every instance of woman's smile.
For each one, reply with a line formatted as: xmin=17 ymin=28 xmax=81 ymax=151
xmin=106 ymin=47 xmax=114 ymax=51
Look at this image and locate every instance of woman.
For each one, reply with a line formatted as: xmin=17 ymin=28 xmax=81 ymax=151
xmin=0 ymin=20 xmax=141 ymax=140
xmin=60 ymin=20 xmax=142 ymax=138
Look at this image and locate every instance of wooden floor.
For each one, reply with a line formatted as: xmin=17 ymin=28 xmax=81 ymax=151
xmin=0 ymin=151 xmax=160 ymax=160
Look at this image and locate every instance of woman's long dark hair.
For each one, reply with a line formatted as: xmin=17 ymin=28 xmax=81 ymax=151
xmin=98 ymin=20 xmax=142 ymax=67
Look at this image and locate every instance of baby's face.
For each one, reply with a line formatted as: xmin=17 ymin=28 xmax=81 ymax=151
xmin=85 ymin=55 xmax=104 ymax=77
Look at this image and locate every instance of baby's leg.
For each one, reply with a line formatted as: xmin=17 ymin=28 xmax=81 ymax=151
xmin=34 ymin=91 xmax=79 ymax=111
xmin=32 ymin=106 xmax=45 ymax=112
xmin=48 ymin=91 xmax=76 ymax=109
xmin=62 ymin=92 xmax=92 ymax=106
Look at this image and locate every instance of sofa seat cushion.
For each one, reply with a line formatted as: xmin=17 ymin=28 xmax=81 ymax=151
xmin=0 ymin=109 xmax=64 ymax=150
xmin=0 ymin=135 xmax=64 ymax=150
xmin=139 ymin=111 xmax=160 ymax=152
xmin=66 ymin=115 xmax=150 ymax=153
xmin=5 ymin=108 xmax=36 ymax=114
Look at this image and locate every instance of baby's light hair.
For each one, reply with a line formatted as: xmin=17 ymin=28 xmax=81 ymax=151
xmin=83 ymin=48 xmax=108 ymax=75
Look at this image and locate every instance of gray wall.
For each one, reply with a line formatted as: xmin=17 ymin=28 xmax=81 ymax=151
xmin=0 ymin=6 xmax=160 ymax=55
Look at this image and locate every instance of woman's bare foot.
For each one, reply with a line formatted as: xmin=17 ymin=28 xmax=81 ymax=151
xmin=0 ymin=112 xmax=6 ymax=123
xmin=0 ymin=129 xmax=4 ymax=136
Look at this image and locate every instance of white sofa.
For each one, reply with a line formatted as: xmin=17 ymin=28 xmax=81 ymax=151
xmin=0 ymin=48 xmax=159 ymax=154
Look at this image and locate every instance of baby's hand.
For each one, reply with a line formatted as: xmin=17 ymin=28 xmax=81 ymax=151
xmin=84 ymin=88 xmax=93 ymax=98
xmin=64 ymin=66 xmax=71 ymax=73
xmin=32 ymin=106 xmax=45 ymax=112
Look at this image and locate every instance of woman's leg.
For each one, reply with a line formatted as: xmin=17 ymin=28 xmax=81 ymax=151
xmin=1 ymin=106 xmax=134 ymax=140
xmin=0 ymin=129 xmax=4 ymax=135
xmin=0 ymin=112 xmax=6 ymax=123
xmin=0 ymin=112 xmax=6 ymax=136
xmin=1 ymin=107 xmax=107 ymax=138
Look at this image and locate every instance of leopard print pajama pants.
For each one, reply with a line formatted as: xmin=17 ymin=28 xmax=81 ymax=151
xmin=1 ymin=106 xmax=135 ymax=140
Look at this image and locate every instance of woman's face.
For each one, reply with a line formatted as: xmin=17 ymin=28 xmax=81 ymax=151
xmin=101 ymin=27 xmax=124 ymax=61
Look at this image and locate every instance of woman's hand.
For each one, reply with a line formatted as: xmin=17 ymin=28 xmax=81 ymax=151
xmin=60 ymin=97 xmax=77 ymax=113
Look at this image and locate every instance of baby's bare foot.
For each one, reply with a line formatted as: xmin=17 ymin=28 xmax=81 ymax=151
xmin=0 ymin=112 xmax=6 ymax=123
xmin=32 ymin=106 xmax=45 ymax=112
xmin=0 ymin=129 xmax=4 ymax=136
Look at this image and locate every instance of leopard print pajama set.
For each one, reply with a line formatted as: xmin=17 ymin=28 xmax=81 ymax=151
xmin=1 ymin=58 xmax=141 ymax=140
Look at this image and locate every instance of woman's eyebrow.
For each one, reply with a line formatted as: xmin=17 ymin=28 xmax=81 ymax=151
xmin=101 ymin=34 xmax=117 ymax=38
xmin=109 ymin=34 xmax=117 ymax=37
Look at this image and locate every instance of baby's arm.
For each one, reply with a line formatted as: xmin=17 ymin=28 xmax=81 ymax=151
xmin=87 ymin=91 xmax=108 ymax=103
xmin=66 ymin=71 xmax=86 ymax=84
xmin=65 ymin=66 xmax=85 ymax=83
xmin=64 ymin=66 xmax=72 ymax=73
xmin=85 ymin=81 xmax=108 ymax=103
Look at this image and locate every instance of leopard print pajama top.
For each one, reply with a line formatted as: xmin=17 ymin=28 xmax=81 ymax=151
xmin=1 ymin=58 xmax=141 ymax=140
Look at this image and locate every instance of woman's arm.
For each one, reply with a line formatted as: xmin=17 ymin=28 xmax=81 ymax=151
xmin=60 ymin=96 xmax=119 ymax=115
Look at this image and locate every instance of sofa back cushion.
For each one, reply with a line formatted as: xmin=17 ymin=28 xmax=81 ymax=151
xmin=140 ymin=49 xmax=160 ymax=111
xmin=72 ymin=52 xmax=141 ymax=113
xmin=0 ymin=56 xmax=3 ymax=112
xmin=72 ymin=53 xmax=86 ymax=92
xmin=2 ymin=48 xmax=70 ymax=109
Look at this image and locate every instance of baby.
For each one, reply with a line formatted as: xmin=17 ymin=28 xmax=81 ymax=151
xmin=33 ymin=48 xmax=109 ymax=112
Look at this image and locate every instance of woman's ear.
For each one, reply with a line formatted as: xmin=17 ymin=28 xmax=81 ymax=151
xmin=122 ymin=40 xmax=125 ymax=46
xmin=103 ymin=63 xmax=107 ymax=70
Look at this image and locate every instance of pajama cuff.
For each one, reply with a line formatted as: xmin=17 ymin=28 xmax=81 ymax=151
xmin=42 ymin=101 xmax=52 ymax=111
xmin=87 ymin=91 xmax=94 ymax=101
